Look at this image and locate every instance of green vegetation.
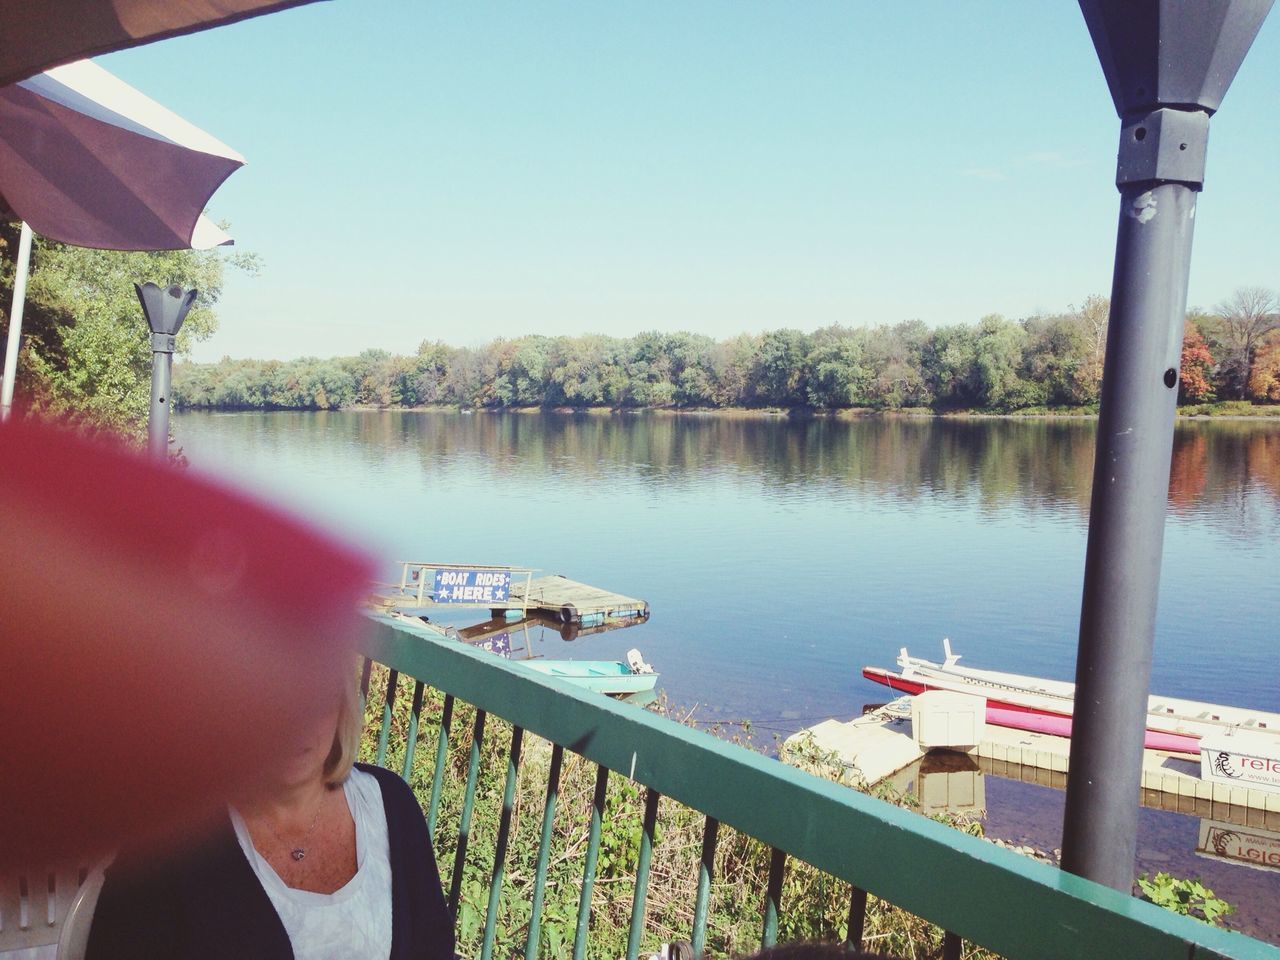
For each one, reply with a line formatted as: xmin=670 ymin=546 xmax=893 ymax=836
xmin=175 ymin=290 xmax=1280 ymax=416
xmin=1136 ymin=873 xmax=1235 ymax=927
xmin=0 ymin=222 xmax=254 ymax=442
xmin=361 ymin=668 xmax=995 ymax=960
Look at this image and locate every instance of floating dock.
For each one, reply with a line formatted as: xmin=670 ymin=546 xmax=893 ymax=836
xmin=371 ymin=563 xmax=649 ymax=626
xmin=786 ymin=697 xmax=1280 ymax=820
xmin=506 ymin=575 xmax=649 ymax=625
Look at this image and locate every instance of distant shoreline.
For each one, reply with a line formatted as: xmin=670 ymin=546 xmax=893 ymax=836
xmin=181 ymin=403 xmax=1280 ymax=423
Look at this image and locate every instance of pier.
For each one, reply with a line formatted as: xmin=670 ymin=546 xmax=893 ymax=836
xmin=371 ymin=563 xmax=649 ymax=626
xmin=787 ymin=697 xmax=1280 ymax=821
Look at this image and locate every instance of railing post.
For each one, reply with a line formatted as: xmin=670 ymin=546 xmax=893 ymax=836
xmin=572 ymin=764 xmax=610 ymax=960
xmin=691 ymin=817 xmax=719 ymax=958
xmin=401 ymin=680 xmax=425 ymax=780
xmin=524 ymin=743 xmax=564 ymax=960
xmin=761 ymin=848 xmax=786 ymax=948
xmin=845 ymin=886 xmax=868 ymax=952
xmin=374 ymin=669 xmax=398 ymax=768
xmin=625 ymin=788 xmax=661 ymax=960
xmin=448 ymin=709 xmax=487 ymax=916
xmin=481 ymin=726 xmax=523 ymax=960
xmin=427 ymin=694 xmax=455 ymax=840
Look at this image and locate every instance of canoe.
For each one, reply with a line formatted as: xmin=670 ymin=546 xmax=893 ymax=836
xmin=863 ymin=640 xmax=1280 ymax=756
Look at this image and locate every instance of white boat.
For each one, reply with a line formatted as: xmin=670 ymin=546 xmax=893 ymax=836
xmin=863 ymin=640 xmax=1280 ymax=755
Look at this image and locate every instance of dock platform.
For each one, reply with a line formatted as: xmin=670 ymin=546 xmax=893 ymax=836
xmin=506 ymin=575 xmax=649 ymax=625
xmin=786 ymin=697 xmax=1280 ymax=821
xmin=371 ymin=563 xmax=648 ymax=627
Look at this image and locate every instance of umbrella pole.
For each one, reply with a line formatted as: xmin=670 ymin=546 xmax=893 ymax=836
xmin=0 ymin=222 xmax=34 ymax=421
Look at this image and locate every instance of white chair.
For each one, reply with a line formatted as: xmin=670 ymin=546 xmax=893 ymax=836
xmin=54 ymin=865 xmax=106 ymax=960
xmin=0 ymin=865 xmax=83 ymax=959
xmin=0 ymin=861 xmax=107 ymax=960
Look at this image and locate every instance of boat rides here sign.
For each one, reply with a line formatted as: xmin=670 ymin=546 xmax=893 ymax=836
xmin=434 ymin=568 xmax=511 ymax=604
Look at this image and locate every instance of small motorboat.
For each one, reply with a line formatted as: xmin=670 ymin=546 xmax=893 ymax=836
xmin=518 ymin=648 xmax=659 ymax=697
xmin=863 ymin=640 xmax=1280 ymax=756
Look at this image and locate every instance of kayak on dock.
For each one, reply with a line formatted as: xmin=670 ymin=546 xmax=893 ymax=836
xmin=862 ymin=640 xmax=1280 ymax=757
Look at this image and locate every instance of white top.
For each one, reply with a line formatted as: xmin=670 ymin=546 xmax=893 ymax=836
xmin=230 ymin=768 xmax=394 ymax=960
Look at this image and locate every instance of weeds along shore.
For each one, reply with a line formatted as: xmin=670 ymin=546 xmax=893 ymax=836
xmin=359 ymin=665 xmax=995 ymax=960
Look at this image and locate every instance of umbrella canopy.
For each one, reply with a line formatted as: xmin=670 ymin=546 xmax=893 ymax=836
xmin=1 ymin=59 xmax=243 ymax=419
xmin=0 ymin=0 xmax=325 ymax=88
xmin=0 ymin=59 xmax=244 ymax=251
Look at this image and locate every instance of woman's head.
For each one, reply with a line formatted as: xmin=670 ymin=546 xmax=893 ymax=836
xmin=271 ymin=670 xmax=363 ymax=793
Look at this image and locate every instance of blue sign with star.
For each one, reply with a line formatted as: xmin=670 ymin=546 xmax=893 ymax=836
xmin=433 ymin=568 xmax=512 ymax=604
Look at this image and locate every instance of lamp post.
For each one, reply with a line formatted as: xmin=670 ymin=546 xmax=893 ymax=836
xmin=1061 ymin=0 xmax=1273 ymax=891
xmin=135 ymin=282 xmax=197 ymax=460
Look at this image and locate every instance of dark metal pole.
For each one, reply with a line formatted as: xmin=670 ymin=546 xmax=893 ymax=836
xmin=148 ymin=335 xmax=176 ymax=459
xmin=1062 ymin=0 xmax=1273 ymax=891
xmin=1060 ymin=179 xmax=1195 ymax=889
xmin=136 ymin=283 xmax=197 ymax=460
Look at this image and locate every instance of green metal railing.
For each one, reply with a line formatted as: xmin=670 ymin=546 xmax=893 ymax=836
xmin=361 ymin=615 xmax=1280 ymax=960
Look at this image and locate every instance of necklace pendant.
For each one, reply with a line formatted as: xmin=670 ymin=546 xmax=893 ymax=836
xmin=291 ymin=849 xmax=306 ymax=862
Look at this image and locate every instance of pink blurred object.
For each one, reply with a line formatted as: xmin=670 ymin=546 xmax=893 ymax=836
xmin=0 ymin=417 xmax=372 ymax=867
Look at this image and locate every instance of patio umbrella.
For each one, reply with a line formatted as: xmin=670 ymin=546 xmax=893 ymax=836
xmin=0 ymin=58 xmax=243 ymax=417
xmin=0 ymin=0 xmax=325 ymax=88
xmin=0 ymin=58 xmax=244 ymax=251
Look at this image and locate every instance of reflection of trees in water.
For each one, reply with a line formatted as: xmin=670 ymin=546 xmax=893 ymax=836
xmin=1167 ymin=422 xmax=1280 ymax=539
xmin=192 ymin=411 xmax=1280 ymax=537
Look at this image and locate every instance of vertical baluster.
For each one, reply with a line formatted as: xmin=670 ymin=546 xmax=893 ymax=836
xmin=359 ymin=658 xmax=372 ymax=700
xmin=401 ymin=681 xmax=425 ymax=780
xmin=625 ymin=788 xmax=661 ymax=960
xmin=845 ymin=886 xmax=868 ymax=951
xmin=524 ymin=743 xmax=563 ymax=960
xmin=761 ymin=848 xmax=786 ymax=949
xmin=942 ymin=930 xmax=962 ymax=960
xmin=481 ymin=727 xmax=524 ymax=960
xmin=572 ymin=764 xmax=610 ymax=960
xmin=691 ymin=817 xmax=719 ymax=959
xmin=427 ymin=694 xmax=455 ymax=840
xmin=448 ymin=709 xmax=487 ymax=917
xmin=374 ymin=669 xmax=399 ymax=767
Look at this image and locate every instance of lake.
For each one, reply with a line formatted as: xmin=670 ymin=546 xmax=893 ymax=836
xmin=174 ymin=409 xmax=1280 ymax=939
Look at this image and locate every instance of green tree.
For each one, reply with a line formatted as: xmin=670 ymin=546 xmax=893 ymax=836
xmin=1 ymin=223 xmax=255 ymax=439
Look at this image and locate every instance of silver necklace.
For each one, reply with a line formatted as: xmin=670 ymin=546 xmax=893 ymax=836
xmin=264 ymin=796 xmax=324 ymax=862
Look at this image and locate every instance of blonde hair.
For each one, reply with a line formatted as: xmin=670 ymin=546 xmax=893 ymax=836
xmin=323 ymin=672 xmax=363 ymax=788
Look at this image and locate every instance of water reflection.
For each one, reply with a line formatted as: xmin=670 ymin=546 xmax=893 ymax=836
xmin=888 ymin=750 xmax=986 ymax=818
xmin=1198 ymin=820 xmax=1280 ymax=874
xmin=182 ymin=411 xmax=1280 ymax=535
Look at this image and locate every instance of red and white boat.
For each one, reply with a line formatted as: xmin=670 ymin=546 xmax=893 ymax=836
xmin=862 ymin=641 xmax=1280 ymax=757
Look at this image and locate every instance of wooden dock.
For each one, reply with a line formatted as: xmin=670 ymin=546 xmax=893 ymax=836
xmin=786 ymin=697 xmax=1280 ymax=821
xmin=370 ymin=564 xmax=648 ymax=627
xmin=507 ymin=575 xmax=649 ymax=624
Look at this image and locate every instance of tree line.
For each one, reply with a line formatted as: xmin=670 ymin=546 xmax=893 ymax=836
xmin=175 ymin=288 xmax=1280 ymax=413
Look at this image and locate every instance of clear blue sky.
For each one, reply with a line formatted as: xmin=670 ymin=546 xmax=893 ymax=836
xmin=100 ymin=2 xmax=1280 ymax=363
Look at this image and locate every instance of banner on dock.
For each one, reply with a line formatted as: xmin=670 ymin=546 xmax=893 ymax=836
xmin=434 ymin=568 xmax=511 ymax=604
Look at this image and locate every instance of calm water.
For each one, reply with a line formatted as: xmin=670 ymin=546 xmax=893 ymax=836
xmin=175 ymin=410 xmax=1280 ymax=938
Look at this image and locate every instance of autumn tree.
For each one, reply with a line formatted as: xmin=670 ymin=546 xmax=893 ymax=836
xmin=1178 ymin=321 xmax=1215 ymax=403
xmin=1247 ymin=335 xmax=1280 ymax=402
